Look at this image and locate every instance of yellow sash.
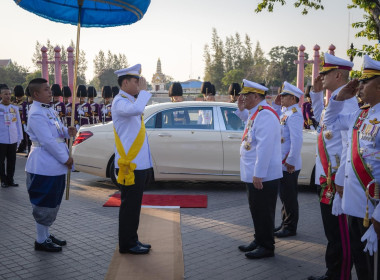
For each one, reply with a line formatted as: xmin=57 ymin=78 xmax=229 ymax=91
xmin=113 ymin=115 xmax=146 ymax=186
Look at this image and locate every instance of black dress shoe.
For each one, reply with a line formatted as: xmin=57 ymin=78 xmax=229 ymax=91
xmin=273 ymin=225 xmax=282 ymax=233
xmin=238 ymin=240 xmax=258 ymax=252
xmin=307 ymin=275 xmax=330 ymax=280
xmin=245 ymin=246 xmax=274 ymax=259
xmin=120 ymin=245 xmax=150 ymax=255
xmin=49 ymin=234 xmax=67 ymax=246
xmin=137 ymin=240 xmax=151 ymax=249
xmin=274 ymin=229 xmax=296 ymax=238
xmin=35 ymin=238 xmax=62 ymax=252
xmin=1 ymin=182 xmax=8 ymax=188
xmin=8 ymin=182 xmax=19 ymax=187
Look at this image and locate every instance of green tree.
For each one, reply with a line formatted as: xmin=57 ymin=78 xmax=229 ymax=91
xmin=224 ymin=36 xmax=234 ymax=72
xmin=92 ymin=50 xmax=129 ymax=89
xmin=0 ymin=61 xmax=29 ymax=89
xmin=203 ymin=28 xmax=225 ymax=92
xmin=241 ymin=34 xmax=254 ymax=74
xmin=222 ymin=69 xmax=245 ymax=88
xmin=255 ymin=0 xmax=380 ymax=60
xmin=266 ymin=46 xmax=307 ymax=87
xmin=246 ymin=41 xmax=269 ymax=83
xmin=203 ymin=44 xmax=212 ymax=82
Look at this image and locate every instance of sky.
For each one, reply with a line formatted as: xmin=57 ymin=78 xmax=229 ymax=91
xmin=0 ymin=0 xmax=374 ymax=85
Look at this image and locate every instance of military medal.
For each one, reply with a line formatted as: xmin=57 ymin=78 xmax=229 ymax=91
xmin=325 ymin=190 xmax=333 ymax=199
xmin=244 ymin=143 xmax=251 ymax=151
xmin=324 ymin=130 xmax=333 ymax=140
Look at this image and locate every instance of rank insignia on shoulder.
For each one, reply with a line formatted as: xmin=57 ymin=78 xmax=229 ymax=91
xmin=258 ymin=105 xmax=263 ymax=111
xmin=292 ymin=107 xmax=297 ymax=113
xmin=369 ymin=118 xmax=380 ymax=125
xmin=360 ymin=104 xmax=370 ymax=110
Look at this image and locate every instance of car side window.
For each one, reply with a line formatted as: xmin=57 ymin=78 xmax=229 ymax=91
xmin=221 ymin=107 xmax=245 ymax=131
xmin=161 ymin=107 xmax=213 ymax=129
xmin=145 ymin=114 xmax=156 ymax=129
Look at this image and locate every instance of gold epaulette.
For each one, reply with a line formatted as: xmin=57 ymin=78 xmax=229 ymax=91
xmin=292 ymin=107 xmax=297 ymax=113
xmin=360 ymin=104 xmax=370 ymax=110
xmin=258 ymin=105 xmax=263 ymax=111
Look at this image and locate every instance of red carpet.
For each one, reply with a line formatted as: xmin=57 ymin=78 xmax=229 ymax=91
xmin=103 ymin=193 xmax=207 ymax=208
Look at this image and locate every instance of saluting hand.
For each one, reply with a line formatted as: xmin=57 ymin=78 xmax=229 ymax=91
xmin=313 ymin=75 xmax=323 ymax=92
xmin=139 ymin=77 xmax=148 ymax=91
xmin=68 ymin=126 xmax=77 ymax=137
xmin=336 ymin=79 xmax=359 ymax=101
xmin=274 ymin=94 xmax=281 ymax=106
xmin=253 ymin=176 xmax=263 ymax=190
xmin=65 ymin=157 xmax=74 ymax=169
xmin=237 ymin=95 xmax=245 ymax=111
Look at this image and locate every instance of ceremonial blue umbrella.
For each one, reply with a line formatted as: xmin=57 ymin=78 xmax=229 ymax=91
xmin=14 ymin=0 xmax=151 ymax=199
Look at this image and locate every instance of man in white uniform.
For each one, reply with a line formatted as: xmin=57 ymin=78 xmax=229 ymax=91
xmin=308 ymin=53 xmax=359 ymax=280
xmin=324 ymin=55 xmax=380 ymax=280
xmin=0 ymin=84 xmax=23 ymax=188
xmin=112 ymin=64 xmax=153 ymax=255
xmin=25 ymin=78 xmax=76 ymax=252
xmin=272 ymin=82 xmax=304 ymax=237
xmin=236 ymin=79 xmax=282 ymax=259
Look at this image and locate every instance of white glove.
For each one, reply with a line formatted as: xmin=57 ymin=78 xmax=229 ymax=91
xmin=75 ymin=124 xmax=80 ymax=131
xmin=361 ymin=224 xmax=378 ymax=256
xmin=332 ymin=194 xmax=343 ymax=216
xmin=78 ymin=109 xmax=84 ymax=115
xmin=101 ymin=108 xmax=107 ymax=114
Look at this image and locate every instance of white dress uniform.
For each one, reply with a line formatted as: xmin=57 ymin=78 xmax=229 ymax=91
xmin=324 ymin=100 xmax=380 ymax=218
xmin=324 ymin=91 xmax=380 ymax=280
xmin=0 ymin=102 xmax=23 ymax=186
xmin=26 ymin=101 xmax=70 ymax=176
xmin=112 ymin=89 xmax=152 ymax=170
xmin=0 ymin=103 xmax=23 ymax=145
xmin=113 ymin=64 xmax=154 ymax=253
xmin=235 ymin=79 xmax=282 ymax=257
xmin=271 ymin=82 xmax=304 ymax=235
xmin=310 ymin=86 xmax=359 ymax=188
xmin=307 ymin=53 xmax=356 ymax=280
xmin=272 ymin=103 xmax=303 ymax=171
xmin=238 ymin=98 xmax=282 ymax=182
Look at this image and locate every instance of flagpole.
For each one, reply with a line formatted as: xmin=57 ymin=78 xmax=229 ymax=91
xmin=66 ymin=0 xmax=83 ymax=200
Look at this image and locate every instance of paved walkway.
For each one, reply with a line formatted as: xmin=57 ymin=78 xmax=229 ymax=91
xmin=0 ymin=154 xmax=344 ymax=280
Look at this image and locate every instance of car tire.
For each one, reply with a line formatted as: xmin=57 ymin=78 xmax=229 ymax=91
xmin=108 ymin=156 xmax=119 ymax=188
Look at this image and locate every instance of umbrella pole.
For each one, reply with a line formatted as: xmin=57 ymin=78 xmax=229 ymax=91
xmin=66 ymin=2 xmax=83 ymax=200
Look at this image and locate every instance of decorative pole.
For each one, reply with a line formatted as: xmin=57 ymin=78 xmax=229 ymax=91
xmin=66 ymin=0 xmax=84 ymax=200
xmin=54 ymin=46 xmax=62 ymax=87
xmin=67 ymin=46 xmax=75 ymax=94
xmin=40 ymin=46 xmax=49 ymax=81
xmin=312 ymin=45 xmax=321 ymax=85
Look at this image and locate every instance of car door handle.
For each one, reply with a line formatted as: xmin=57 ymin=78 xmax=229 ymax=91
xmin=227 ymin=135 xmax=241 ymax=139
xmin=158 ymin=133 xmax=172 ymax=137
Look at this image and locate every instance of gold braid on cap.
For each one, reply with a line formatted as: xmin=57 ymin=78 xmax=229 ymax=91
xmin=240 ymin=86 xmax=265 ymax=95
xmin=361 ymin=69 xmax=380 ymax=80
xmin=281 ymin=89 xmax=296 ymax=96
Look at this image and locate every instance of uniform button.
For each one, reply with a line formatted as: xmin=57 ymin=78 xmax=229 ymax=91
xmin=347 ymin=160 xmax=350 ymax=163
xmin=345 ymin=175 xmax=348 ymax=178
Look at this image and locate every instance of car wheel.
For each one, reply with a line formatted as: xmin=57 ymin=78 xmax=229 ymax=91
xmin=108 ymin=156 xmax=119 ymax=188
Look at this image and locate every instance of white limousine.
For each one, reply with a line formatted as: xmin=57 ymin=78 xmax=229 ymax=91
xmin=72 ymin=101 xmax=317 ymax=187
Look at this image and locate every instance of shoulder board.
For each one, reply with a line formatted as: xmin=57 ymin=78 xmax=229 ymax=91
xmin=292 ymin=107 xmax=297 ymax=113
xmin=258 ymin=105 xmax=263 ymax=111
xmin=360 ymin=104 xmax=370 ymax=110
